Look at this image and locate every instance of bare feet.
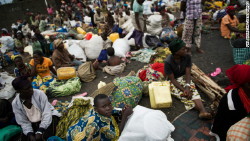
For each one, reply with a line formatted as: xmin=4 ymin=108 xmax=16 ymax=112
xmin=199 ymin=112 xmax=212 ymax=120
xmin=196 ymin=48 xmax=204 ymax=54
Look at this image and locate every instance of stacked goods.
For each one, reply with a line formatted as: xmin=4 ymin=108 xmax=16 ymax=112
xmin=191 ymin=64 xmax=226 ymax=108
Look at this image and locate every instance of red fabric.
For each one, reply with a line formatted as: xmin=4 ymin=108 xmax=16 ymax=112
xmin=138 ymin=70 xmax=147 ymax=81
xmin=226 ymin=6 xmax=235 ymax=13
xmin=238 ymin=88 xmax=250 ymax=113
xmin=150 ymin=62 xmax=165 ymax=76
xmin=225 ymin=65 xmax=250 ymax=92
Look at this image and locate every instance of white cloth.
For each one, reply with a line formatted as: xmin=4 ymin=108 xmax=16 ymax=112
xmin=143 ymin=1 xmax=153 ymax=15
xmin=119 ymin=105 xmax=175 ymax=141
xmin=23 ymin=104 xmax=42 ymax=123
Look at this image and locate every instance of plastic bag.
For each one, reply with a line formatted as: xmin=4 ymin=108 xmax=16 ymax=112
xmin=67 ymin=43 xmax=86 ymax=62
xmin=113 ymin=39 xmax=130 ymax=57
xmin=0 ymin=72 xmax=16 ymax=100
xmin=119 ymin=105 xmax=175 ymax=141
xmin=160 ymin=27 xmax=178 ymax=43
xmin=79 ymin=35 xmax=103 ymax=60
xmin=0 ymin=36 xmax=14 ymax=51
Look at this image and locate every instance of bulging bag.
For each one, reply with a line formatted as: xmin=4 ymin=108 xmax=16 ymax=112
xmin=77 ymin=62 xmax=96 ymax=82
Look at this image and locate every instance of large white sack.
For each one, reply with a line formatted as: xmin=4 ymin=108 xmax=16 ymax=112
xmin=113 ymin=39 xmax=130 ymax=58
xmin=84 ymin=16 xmax=92 ymax=25
xmin=0 ymin=36 xmax=14 ymax=51
xmin=121 ymin=18 xmax=134 ymax=33
xmin=147 ymin=26 xmax=162 ymax=36
xmin=80 ymin=35 xmax=103 ymax=60
xmin=147 ymin=14 xmax=162 ymax=28
xmin=119 ymin=105 xmax=175 ymax=141
xmin=167 ymin=13 xmax=175 ymax=22
xmin=0 ymin=72 xmax=16 ymax=100
xmin=63 ymin=40 xmax=81 ymax=49
xmin=67 ymin=43 xmax=87 ymax=62
xmin=124 ymin=31 xmax=135 ymax=46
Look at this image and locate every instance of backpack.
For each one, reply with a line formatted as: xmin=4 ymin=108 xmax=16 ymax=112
xmin=77 ymin=62 xmax=96 ymax=82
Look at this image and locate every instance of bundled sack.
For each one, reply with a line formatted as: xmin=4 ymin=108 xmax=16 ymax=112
xmin=160 ymin=27 xmax=178 ymax=43
xmin=0 ymin=72 xmax=16 ymax=99
xmin=46 ymin=77 xmax=81 ymax=98
xmin=79 ymin=35 xmax=103 ymax=59
xmin=0 ymin=36 xmax=14 ymax=53
xmin=121 ymin=18 xmax=134 ymax=33
xmin=119 ymin=105 xmax=175 ymax=141
xmin=147 ymin=14 xmax=163 ymax=35
xmin=111 ymin=76 xmax=143 ymax=108
xmin=77 ymin=62 xmax=96 ymax=82
xmin=113 ymin=39 xmax=130 ymax=58
xmin=67 ymin=43 xmax=86 ymax=62
xmin=145 ymin=35 xmax=162 ymax=48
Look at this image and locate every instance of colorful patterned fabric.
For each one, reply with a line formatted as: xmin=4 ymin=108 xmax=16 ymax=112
xmin=226 ymin=117 xmax=250 ymax=141
xmin=14 ymin=63 xmax=31 ymax=77
xmin=230 ymin=40 xmax=250 ymax=64
xmin=46 ymin=77 xmax=81 ymax=98
xmin=131 ymin=49 xmax=155 ymax=63
xmin=32 ymin=75 xmax=54 ymax=92
xmin=66 ymin=109 xmax=119 ymax=141
xmin=182 ymin=17 xmax=202 ymax=48
xmin=56 ymin=99 xmax=93 ymax=139
xmin=151 ymin=47 xmax=171 ymax=63
xmin=137 ymin=65 xmax=165 ymax=82
xmin=170 ymin=76 xmax=201 ymax=110
xmin=111 ymin=76 xmax=143 ymax=108
xmin=182 ymin=0 xmax=202 ymax=20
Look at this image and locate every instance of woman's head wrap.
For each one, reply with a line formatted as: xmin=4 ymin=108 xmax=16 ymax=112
xmin=226 ymin=6 xmax=236 ymax=13
xmin=169 ymin=39 xmax=186 ymax=54
xmin=53 ymin=39 xmax=63 ymax=49
xmin=225 ymin=65 xmax=250 ymax=92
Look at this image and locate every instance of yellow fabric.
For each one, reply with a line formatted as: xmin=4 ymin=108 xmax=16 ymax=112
xmin=29 ymin=57 xmax=53 ymax=78
xmin=221 ymin=15 xmax=239 ymax=39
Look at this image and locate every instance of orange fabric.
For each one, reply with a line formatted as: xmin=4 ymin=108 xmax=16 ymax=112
xmin=30 ymin=57 xmax=53 ymax=78
xmin=220 ymin=15 xmax=239 ymax=39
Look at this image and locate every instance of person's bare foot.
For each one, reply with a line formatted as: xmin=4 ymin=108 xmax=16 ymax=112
xmin=196 ymin=48 xmax=204 ymax=54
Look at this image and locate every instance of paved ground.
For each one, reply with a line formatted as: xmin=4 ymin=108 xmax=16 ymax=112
xmin=49 ymin=29 xmax=234 ymax=122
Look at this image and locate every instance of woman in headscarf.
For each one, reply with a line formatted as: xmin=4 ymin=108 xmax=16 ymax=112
xmin=128 ymin=0 xmax=146 ymax=50
xmin=51 ymin=39 xmax=83 ymax=70
xmin=164 ymin=39 xmax=211 ymax=119
xmin=220 ymin=6 xmax=245 ymax=39
xmin=210 ymin=65 xmax=250 ymax=141
xmin=1 ymin=28 xmax=11 ymax=37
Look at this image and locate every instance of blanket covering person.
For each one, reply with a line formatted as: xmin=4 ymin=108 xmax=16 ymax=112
xmin=211 ymin=65 xmax=250 ymax=141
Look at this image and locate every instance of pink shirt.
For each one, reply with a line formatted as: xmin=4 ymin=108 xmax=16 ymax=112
xmin=47 ymin=8 xmax=54 ymax=15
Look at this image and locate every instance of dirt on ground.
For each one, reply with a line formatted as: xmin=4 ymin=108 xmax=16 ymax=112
xmin=2 ymin=29 xmax=234 ymax=122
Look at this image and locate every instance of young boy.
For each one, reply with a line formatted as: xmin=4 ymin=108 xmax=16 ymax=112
xmin=15 ymin=45 xmax=31 ymax=64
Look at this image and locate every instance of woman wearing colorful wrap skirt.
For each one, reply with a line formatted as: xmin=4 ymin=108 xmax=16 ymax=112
xmin=164 ymin=39 xmax=212 ymax=119
xmin=30 ymin=50 xmax=57 ymax=92
xmin=129 ymin=0 xmax=146 ymax=50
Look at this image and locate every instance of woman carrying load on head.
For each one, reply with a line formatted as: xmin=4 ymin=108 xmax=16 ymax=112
xmin=164 ymin=39 xmax=211 ymax=119
xmin=211 ymin=65 xmax=250 ymax=141
xmin=30 ymin=50 xmax=57 ymax=92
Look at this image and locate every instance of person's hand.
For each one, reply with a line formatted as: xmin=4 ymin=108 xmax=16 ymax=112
xmin=122 ymin=105 xmax=133 ymax=119
xmin=28 ymin=134 xmax=36 ymax=141
xmin=35 ymin=133 xmax=43 ymax=141
xmin=182 ymin=87 xmax=192 ymax=100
